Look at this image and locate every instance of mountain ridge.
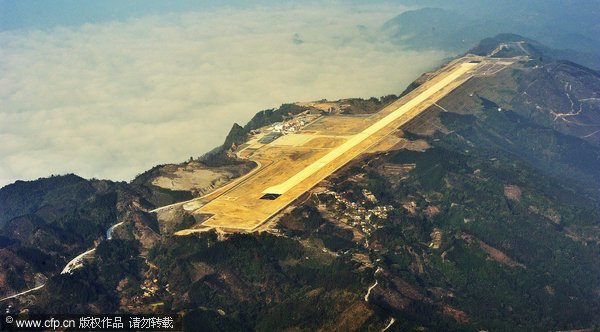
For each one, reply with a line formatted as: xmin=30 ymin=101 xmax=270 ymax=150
xmin=1 ymin=36 xmax=599 ymax=330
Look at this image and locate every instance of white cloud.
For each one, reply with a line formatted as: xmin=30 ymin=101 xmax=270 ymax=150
xmin=0 ymin=4 xmax=449 ymax=187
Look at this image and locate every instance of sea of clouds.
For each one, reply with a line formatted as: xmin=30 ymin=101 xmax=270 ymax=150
xmin=0 ymin=4 xmax=449 ymax=187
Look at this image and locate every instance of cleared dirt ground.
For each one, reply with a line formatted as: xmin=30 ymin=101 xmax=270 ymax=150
xmin=151 ymin=161 xmax=252 ymax=196
xmin=175 ymin=56 xmax=517 ymax=233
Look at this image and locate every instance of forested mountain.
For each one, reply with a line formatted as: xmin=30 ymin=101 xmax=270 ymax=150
xmin=382 ymin=2 xmax=600 ymax=70
xmin=1 ymin=36 xmax=599 ymax=331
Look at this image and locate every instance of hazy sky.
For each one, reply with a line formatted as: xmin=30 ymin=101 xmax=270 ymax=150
xmin=0 ymin=2 xmax=449 ymax=187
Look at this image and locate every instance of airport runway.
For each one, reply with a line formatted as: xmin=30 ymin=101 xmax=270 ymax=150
xmin=170 ymin=55 xmax=518 ymax=233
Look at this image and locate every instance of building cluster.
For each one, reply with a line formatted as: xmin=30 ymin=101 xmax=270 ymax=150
xmin=271 ymin=112 xmax=320 ymax=134
xmin=140 ymin=278 xmax=160 ymax=298
xmin=255 ymin=113 xmax=320 ymax=145
xmin=258 ymin=112 xmax=319 ymax=144
xmin=270 ymin=118 xmax=303 ymax=134
xmin=318 ymin=189 xmax=395 ymax=236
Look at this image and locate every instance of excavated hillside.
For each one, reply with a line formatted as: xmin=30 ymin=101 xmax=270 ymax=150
xmin=1 ymin=36 xmax=599 ymax=331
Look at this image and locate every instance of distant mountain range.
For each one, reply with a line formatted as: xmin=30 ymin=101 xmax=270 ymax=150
xmin=382 ymin=3 xmax=600 ymax=70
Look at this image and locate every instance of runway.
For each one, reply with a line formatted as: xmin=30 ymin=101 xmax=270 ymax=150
xmin=168 ymin=55 xmax=517 ymax=233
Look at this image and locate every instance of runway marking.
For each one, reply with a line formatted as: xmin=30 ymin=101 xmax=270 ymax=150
xmin=263 ymin=62 xmax=477 ymax=195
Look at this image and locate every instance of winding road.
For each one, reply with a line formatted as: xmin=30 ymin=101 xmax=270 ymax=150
xmin=0 ymin=221 xmax=124 ymax=303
